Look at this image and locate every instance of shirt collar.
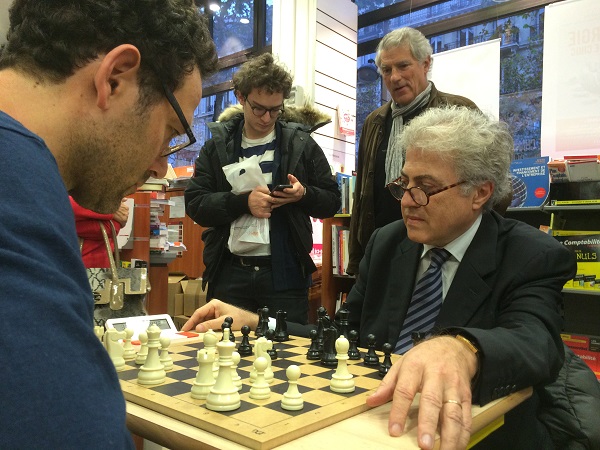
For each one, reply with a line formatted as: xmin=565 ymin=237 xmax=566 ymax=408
xmin=422 ymin=213 xmax=483 ymax=262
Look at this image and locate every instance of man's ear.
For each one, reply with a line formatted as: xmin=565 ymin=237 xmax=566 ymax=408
xmin=94 ymin=44 xmax=142 ymax=110
xmin=472 ymin=181 xmax=493 ymax=211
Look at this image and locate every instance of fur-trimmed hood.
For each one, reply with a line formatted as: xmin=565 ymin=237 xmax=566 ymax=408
xmin=217 ymin=102 xmax=331 ymax=134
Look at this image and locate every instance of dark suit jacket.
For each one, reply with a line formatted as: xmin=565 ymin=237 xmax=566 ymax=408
xmin=345 ymin=210 xmax=576 ymax=401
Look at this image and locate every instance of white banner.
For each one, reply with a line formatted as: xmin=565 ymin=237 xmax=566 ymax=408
xmin=541 ymin=0 xmax=600 ymax=159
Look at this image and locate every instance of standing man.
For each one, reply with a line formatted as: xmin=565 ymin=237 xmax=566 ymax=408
xmin=0 ymin=1 xmax=217 ymax=448
xmin=182 ymin=106 xmax=577 ymax=449
xmin=185 ymin=53 xmax=340 ymax=325
xmin=347 ymin=27 xmax=480 ymax=275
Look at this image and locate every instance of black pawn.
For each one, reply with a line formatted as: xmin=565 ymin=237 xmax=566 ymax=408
xmin=274 ymin=310 xmax=289 ymax=342
xmin=220 ymin=321 xmax=229 ymax=341
xmin=316 ymin=306 xmax=327 ymax=350
xmin=378 ymin=343 xmax=393 ymax=378
xmin=363 ymin=334 xmax=380 ymax=367
xmin=255 ymin=306 xmax=270 ymax=338
xmin=337 ymin=307 xmax=350 ymax=339
xmin=265 ymin=328 xmax=278 ymax=360
xmin=307 ymin=329 xmax=321 ymax=360
xmin=347 ymin=329 xmax=361 ymax=360
xmin=237 ymin=325 xmax=253 ymax=357
xmin=224 ymin=316 xmax=235 ymax=342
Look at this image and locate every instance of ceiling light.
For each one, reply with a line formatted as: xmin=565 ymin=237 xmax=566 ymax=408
xmin=208 ymin=2 xmax=220 ymax=12
xmin=240 ymin=18 xmax=250 ymax=24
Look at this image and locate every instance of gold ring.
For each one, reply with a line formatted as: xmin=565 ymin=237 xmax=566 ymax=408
xmin=443 ymin=399 xmax=462 ymax=408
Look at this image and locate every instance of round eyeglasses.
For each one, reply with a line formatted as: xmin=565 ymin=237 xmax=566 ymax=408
xmin=245 ymin=97 xmax=284 ymax=118
xmin=386 ymin=178 xmax=466 ymax=207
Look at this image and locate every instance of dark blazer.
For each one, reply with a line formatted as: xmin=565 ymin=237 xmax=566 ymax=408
xmin=344 ymin=211 xmax=577 ymax=448
xmin=346 ymin=210 xmax=576 ymax=404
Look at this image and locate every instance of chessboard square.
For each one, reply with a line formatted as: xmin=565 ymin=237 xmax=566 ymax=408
xmin=233 ymin=401 xmax=291 ymax=427
xmin=117 ymin=369 xmax=139 ymax=381
xmin=354 ymin=376 xmax=382 ymax=390
xmin=237 ymin=358 xmax=254 ymax=370
xmin=302 ymin=389 xmax=346 ymax=406
xmin=291 ymin=362 xmax=330 ymax=377
xmin=269 ymin=380 xmax=312 ymax=396
xmin=297 ymin=375 xmax=330 ymax=390
xmin=150 ymin=380 xmax=193 ymax=397
xmin=167 ymin=368 xmax=197 ymax=381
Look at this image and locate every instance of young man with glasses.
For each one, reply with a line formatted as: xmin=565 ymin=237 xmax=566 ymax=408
xmin=182 ymin=106 xmax=577 ymax=450
xmin=0 ymin=1 xmax=217 ymax=448
xmin=185 ymin=52 xmax=340 ymax=326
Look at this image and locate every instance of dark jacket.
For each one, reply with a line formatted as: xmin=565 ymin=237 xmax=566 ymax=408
xmin=185 ymin=105 xmax=341 ymax=292
xmin=347 ymin=83 xmax=479 ymax=275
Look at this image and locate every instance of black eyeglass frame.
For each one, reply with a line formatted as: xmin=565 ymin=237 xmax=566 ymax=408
xmin=386 ymin=178 xmax=467 ymax=206
xmin=160 ymin=80 xmax=197 ymax=157
xmin=244 ymin=97 xmax=285 ymax=119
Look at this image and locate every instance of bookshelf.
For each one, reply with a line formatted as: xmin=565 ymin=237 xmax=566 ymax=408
xmin=322 ymin=214 xmax=356 ymax=316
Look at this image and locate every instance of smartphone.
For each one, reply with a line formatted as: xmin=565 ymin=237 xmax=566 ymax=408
xmin=271 ymin=184 xmax=292 ymax=193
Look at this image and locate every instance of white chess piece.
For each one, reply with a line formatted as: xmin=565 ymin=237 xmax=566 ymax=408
xmin=159 ymin=336 xmax=173 ymax=371
xmin=122 ymin=328 xmax=136 ymax=360
xmin=281 ymin=365 xmax=304 ymax=410
xmin=206 ymin=328 xmax=240 ymax=411
xmin=250 ymin=337 xmax=274 ymax=384
xmin=191 ymin=349 xmax=216 ymax=400
xmin=330 ymin=335 xmax=355 ymax=393
xmin=94 ymin=326 xmax=104 ymax=342
xmin=231 ymin=351 xmax=242 ymax=391
xmin=105 ymin=328 xmax=127 ymax=372
xmin=202 ymin=329 xmax=219 ymax=379
xmin=135 ymin=330 xmax=148 ymax=365
xmin=249 ymin=356 xmax=271 ymax=400
xmin=137 ymin=324 xmax=166 ymax=385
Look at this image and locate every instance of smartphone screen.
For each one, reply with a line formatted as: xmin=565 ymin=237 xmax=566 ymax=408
xmin=271 ymin=184 xmax=292 ymax=192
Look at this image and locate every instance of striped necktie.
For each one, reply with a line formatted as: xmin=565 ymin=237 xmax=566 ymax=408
xmin=395 ymin=247 xmax=452 ymax=354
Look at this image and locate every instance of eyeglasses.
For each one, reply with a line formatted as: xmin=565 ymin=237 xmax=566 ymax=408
xmin=386 ymin=177 xmax=466 ymax=206
xmin=160 ymin=80 xmax=197 ymax=157
xmin=245 ymin=97 xmax=284 ymax=118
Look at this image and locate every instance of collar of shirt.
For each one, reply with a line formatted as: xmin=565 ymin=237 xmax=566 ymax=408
xmin=417 ymin=213 xmax=483 ymax=299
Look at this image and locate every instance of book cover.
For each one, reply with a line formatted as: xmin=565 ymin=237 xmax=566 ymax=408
xmin=509 ymin=156 xmax=550 ymax=208
xmin=553 ymin=233 xmax=600 ymax=290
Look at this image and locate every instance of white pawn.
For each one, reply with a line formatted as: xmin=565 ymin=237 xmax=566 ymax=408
xmin=330 ymin=335 xmax=355 ymax=393
xmin=138 ymin=324 xmax=166 ymax=385
xmin=202 ymin=329 xmax=219 ymax=378
xmin=249 ymin=356 xmax=271 ymax=400
xmin=250 ymin=337 xmax=274 ymax=384
xmin=206 ymin=328 xmax=240 ymax=411
xmin=231 ymin=351 xmax=242 ymax=391
xmin=281 ymin=365 xmax=304 ymax=411
xmin=159 ymin=336 xmax=173 ymax=371
xmin=135 ymin=331 xmax=148 ymax=365
xmin=105 ymin=328 xmax=127 ymax=372
xmin=191 ymin=349 xmax=216 ymax=400
xmin=122 ymin=328 xmax=136 ymax=360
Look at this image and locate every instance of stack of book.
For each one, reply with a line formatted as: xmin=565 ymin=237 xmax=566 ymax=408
xmin=331 ymin=224 xmax=350 ymax=276
xmin=335 ymin=172 xmax=356 ymax=215
xmin=548 ymin=155 xmax=600 ymax=183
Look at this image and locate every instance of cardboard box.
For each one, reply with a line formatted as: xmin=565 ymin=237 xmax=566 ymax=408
xmin=167 ymin=274 xmax=187 ymax=317
xmin=547 ymin=160 xmax=570 ymax=183
xmin=565 ymin=157 xmax=600 ymax=182
xmin=562 ymin=333 xmax=600 ymax=379
xmin=182 ymin=278 xmax=208 ymax=316
xmin=173 ymin=315 xmax=190 ymax=331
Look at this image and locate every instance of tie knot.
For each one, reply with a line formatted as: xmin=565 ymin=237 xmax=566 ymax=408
xmin=429 ymin=248 xmax=451 ymax=268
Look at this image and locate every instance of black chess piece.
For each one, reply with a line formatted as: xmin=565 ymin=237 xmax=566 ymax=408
xmin=320 ymin=325 xmax=338 ymax=367
xmin=363 ymin=334 xmax=380 ymax=367
xmin=220 ymin=321 xmax=229 ymax=341
xmin=224 ymin=316 xmax=235 ymax=342
xmin=316 ymin=306 xmax=327 ymax=351
xmin=336 ymin=307 xmax=350 ymax=339
xmin=306 ymin=329 xmax=321 ymax=360
xmin=273 ymin=310 xmax=289 ymax=342
xmin=378 ymin=343 xmax=393 ymax=378
xmin=237 ymin=325 xmax=253 ymax=357
xmin=265 ymin=328 xmax=278 ymax=360
xmin=255 ymin=306 xmax=270 ymax=338
xmin=347 ymin=329 xmax=361 ymax=360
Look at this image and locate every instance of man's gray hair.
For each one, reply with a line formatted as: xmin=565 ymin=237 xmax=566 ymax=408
xmin=398 ymin=106 xmax=513 ymax=211
xmin=374 ymin=27 xmax=433 ymax=69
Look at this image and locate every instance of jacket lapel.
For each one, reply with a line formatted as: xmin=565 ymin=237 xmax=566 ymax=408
xmin=437 ymin=213 xmax=498 ymax=327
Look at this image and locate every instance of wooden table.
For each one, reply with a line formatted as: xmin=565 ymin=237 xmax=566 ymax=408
xmin=123 ymin=335 xmax=532 ymax=450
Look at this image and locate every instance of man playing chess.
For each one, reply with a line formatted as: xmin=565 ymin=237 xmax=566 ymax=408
xmin=183 ymin=106 xmax=576 ymax=450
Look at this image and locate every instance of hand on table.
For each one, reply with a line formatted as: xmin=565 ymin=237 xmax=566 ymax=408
xmin=366 ymin=336 xmax=479 ymax=450
xmin=181 ymin=299 xmax=259 ymax=333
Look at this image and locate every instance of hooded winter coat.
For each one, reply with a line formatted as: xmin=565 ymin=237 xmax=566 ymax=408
xmin=185 ymin=104 xmax=341 ymax=295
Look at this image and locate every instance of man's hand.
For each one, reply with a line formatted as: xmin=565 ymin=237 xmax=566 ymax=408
xmin=181 ymin=299 xmax=259 ymax=333
xmin=269 ymin=174 xmax=305 ymax=209
xmin=366 ymin=336 xmax=478 ymax=450
xmin=248 ymin=186 xmax=274 ymax=218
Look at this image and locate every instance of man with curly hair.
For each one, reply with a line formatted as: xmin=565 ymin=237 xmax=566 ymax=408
xmin=0 ymin=1 xmax=217 ymax=448
xmin=185 ymin=53 xmax=340 ymax=326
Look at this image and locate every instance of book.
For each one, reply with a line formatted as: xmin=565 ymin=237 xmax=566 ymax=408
xmin=553 ymin=233 xmax=600 ymax=290
xmin=509 ymin=156 xmax=550 ymax=208
xmin=550 ymin=199 xmax=600 ymax=206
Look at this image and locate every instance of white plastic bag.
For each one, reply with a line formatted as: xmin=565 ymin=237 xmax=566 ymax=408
xmin=222 ymin=156 xmax=270 ymax=254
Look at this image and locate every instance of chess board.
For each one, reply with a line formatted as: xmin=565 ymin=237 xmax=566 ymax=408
xmin=118 ymin=334 xmax=393 ymax=450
